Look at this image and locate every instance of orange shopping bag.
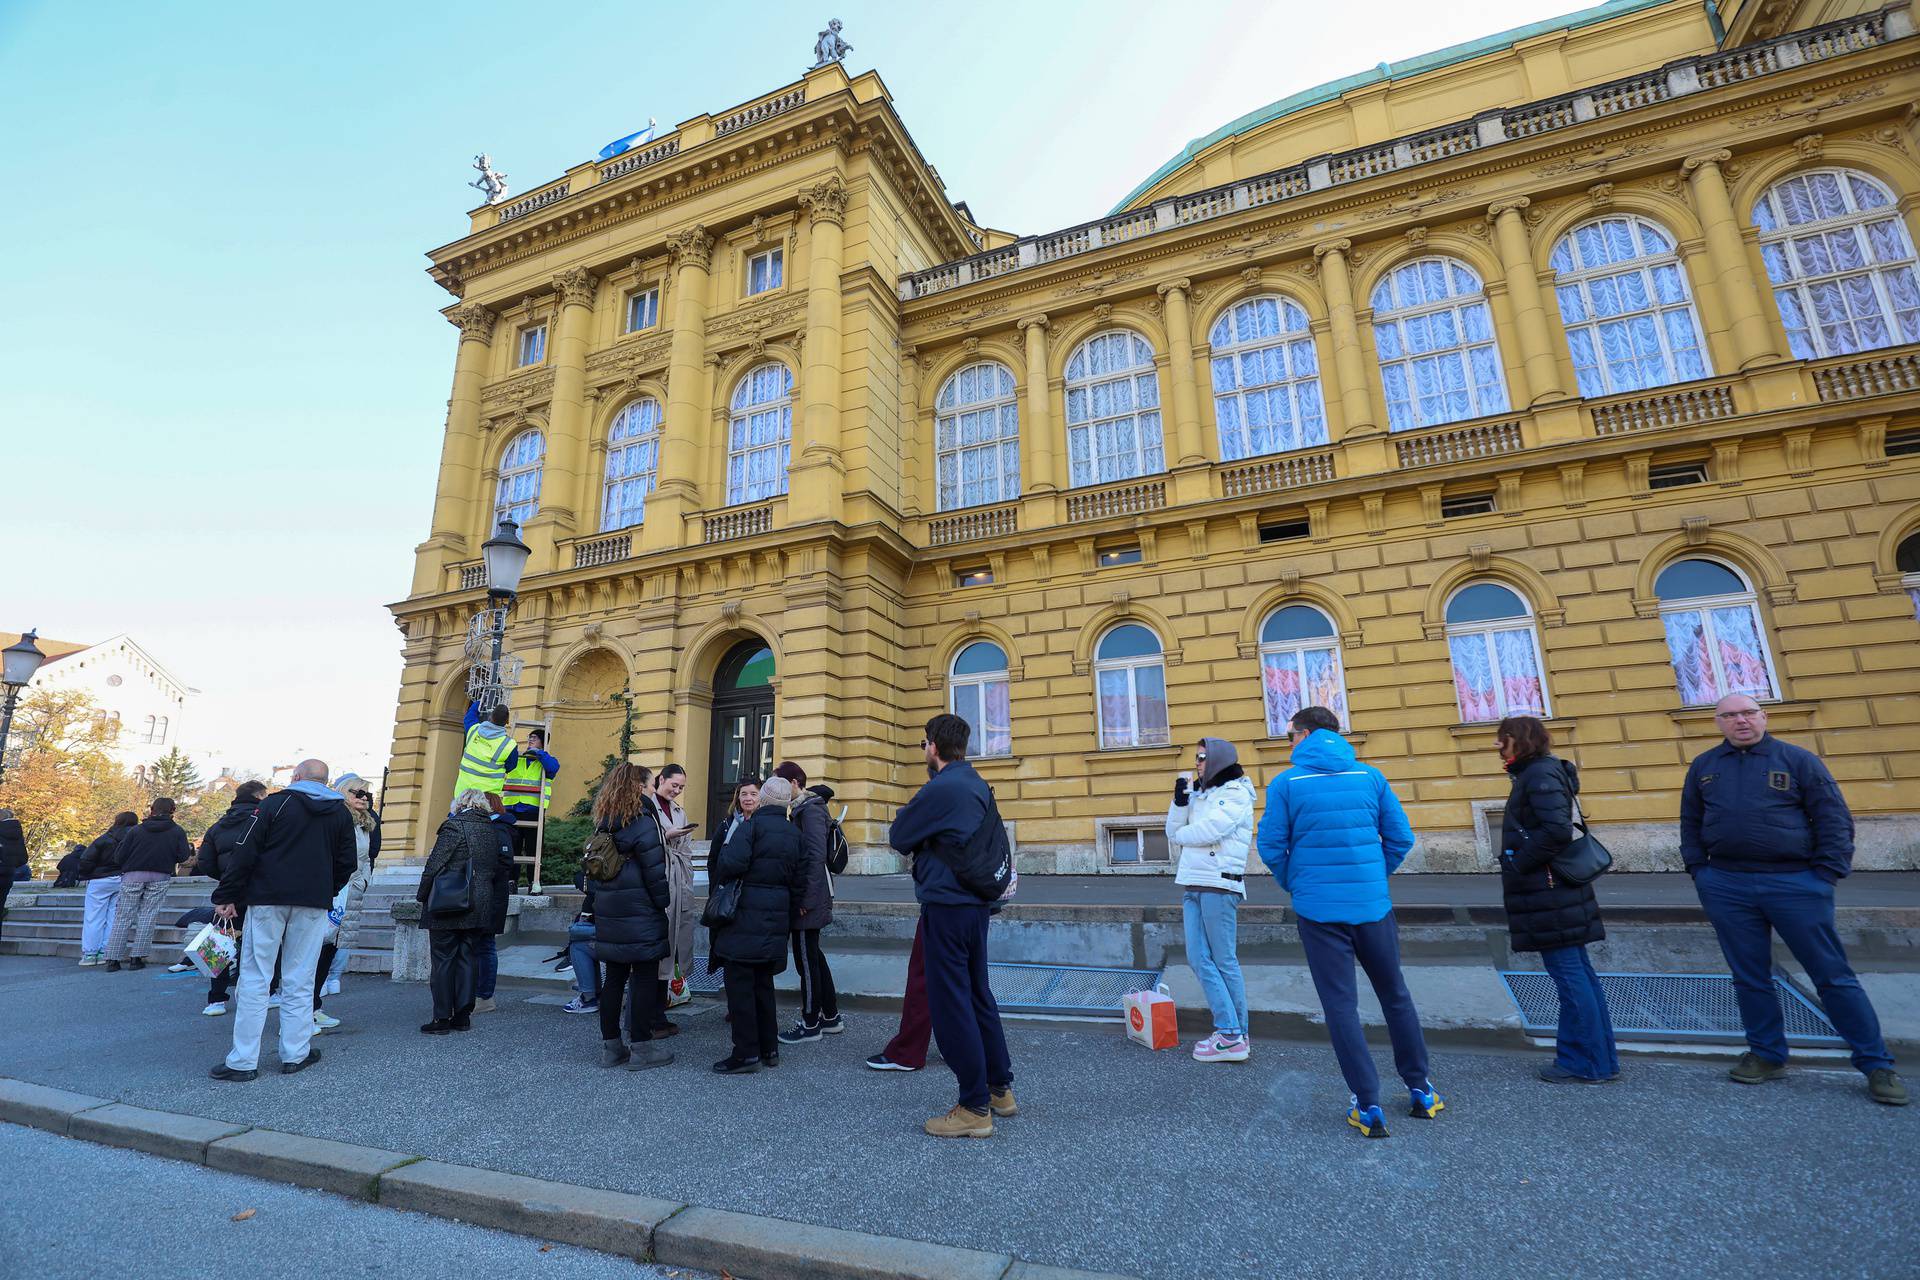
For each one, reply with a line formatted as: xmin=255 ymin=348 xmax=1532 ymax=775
xmin=1121 ymin=983 xmax=1178 ymax=1050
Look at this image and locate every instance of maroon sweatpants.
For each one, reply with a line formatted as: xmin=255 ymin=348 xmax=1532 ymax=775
xmin=880 ymin=917 xmax=931 ymax=1068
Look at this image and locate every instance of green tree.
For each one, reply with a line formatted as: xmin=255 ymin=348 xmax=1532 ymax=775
xmin=146 ymin=746 xmax=202 ymax=799
xmin=0 ymin=688 xmax=143 ymax=870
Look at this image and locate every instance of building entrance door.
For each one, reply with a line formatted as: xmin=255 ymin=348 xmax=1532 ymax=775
xmin=708 ymin=640 xmax=776 ymax=835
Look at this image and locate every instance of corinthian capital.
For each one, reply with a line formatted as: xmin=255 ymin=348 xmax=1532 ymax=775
xmin=666 ymin=226 xmax=714 ymax=271
xmin=1486 ymin=196 xmax=1532 ymax=223
xmin=799 ymin=176 xmax=849 ymax=228
xmin=1312 ymin=238 xmax=1352 ymax=260
xmin=447 ymin=302 xmax=498 ymax=343
xmin=552 ymin=267 xmax=599 ymax=308
xmin=1682 ymin=149 xmax=1733 ymax=178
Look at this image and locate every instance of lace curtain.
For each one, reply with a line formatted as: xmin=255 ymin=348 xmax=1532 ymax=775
xmin=1755 ymin=169 xmax=1920 ymax=359
xmin=1209 ymin=296 xmax=1329 ymax=460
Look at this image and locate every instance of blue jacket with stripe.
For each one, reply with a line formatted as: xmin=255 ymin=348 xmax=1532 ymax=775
xmin=1255 ymin=729 xmax=1416 ymax=925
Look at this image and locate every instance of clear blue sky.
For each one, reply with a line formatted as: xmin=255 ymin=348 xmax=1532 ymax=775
xmin=3 ymin=0 xmax=1579 ymax=773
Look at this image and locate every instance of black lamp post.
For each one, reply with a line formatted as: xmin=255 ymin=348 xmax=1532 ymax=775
xmin=0 ymin=630 xmax=48 ymax=783
xmin=477 ymin=520 xmax=532 ymax=711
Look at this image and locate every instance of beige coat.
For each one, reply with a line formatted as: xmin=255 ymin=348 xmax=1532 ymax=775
xmin=657 ymin=795 xmax=696 ymax=980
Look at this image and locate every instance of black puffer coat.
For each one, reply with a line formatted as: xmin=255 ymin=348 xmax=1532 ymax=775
xmin=415 ymin=810 xmax=515 ymax=934
xmin=1499 ymin=754 xmax=1604 ymax=953
xmin=587 ymin=807 xmax=672 ymax=964
xmin=789 ymin=788 xmax=834 ymax=929
xmin=709 ymin=805 xmax=803 ymax=969
xmin=78 ymin=826 xmax=129 ymax=879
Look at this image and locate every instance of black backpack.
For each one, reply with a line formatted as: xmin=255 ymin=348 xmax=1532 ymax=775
xmin=937 ymin=789 xmax=1014 ymax=903
xmin=824 ymin=813 xmax=850 ymax=875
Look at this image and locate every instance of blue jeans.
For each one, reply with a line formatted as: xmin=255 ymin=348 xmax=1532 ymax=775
xmin=1182 ymin=890 xmax=1248 ymax=1037
xmin=476 ymin=934 xmax=498 ymax=1000
xmin=1694 ymin=865 xmax=1893 ymax=1074
xmin=568 ymin=921 xmax=598 ymax=1001
xmin=1538 ymin=945 xmax=1618 ymax=1080
xmin=1296 ymin=913 xmax=1432 ymax=1110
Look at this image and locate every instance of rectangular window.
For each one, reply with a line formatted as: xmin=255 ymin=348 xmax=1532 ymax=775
xmin=1107 ymin=825 xmax=1171 ymax=866
xmin=955 ymin=568 xmax=994 ymax=588
xmin=1649 ymin=461 xmax=1709 ymax=489
xmin=1440 ymin=493 xmax=1497 ymax=519
xmin=1886 ymin=428 xmax=1920 ymax=458
xmin=625 ymin=288 xmax=660 ymax=333
xmin=1259 ymin=519 xmax=1311 ymax=543
xmin=1097 ymin=546 xmax=1143 ymax=568
xmin=747 ymin=248 xmax=783 ymax=295
xmin=517 ymin=324 xmax=547 ymax=367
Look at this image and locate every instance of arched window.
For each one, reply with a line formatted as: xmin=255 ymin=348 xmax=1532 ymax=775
xmin=727 ymin=363 xmax=793 ymax=505
xmin=936 ymin=362 xmax=1020 ymax=510
xmin=601 ymin=398 xmax=661 ymax=531
xmin=1209 ymin=296 xmax=1329 ymax=459
xmin=1754 ymin=168 xmax=1920 ymax=359
xmin=949 ymin=641 xmax=1012 ymax=758
xmin=1371 ymin=257 xmax=1510 ymax=431
xmin=1443 ymin=583 xmax=1549 ymax=723
xmin=1064 ymin=331 xmax=1164 ymax=487
xmin=493 ymin=428 xmax=545 ymax=528
xmin=1550 ymin=216 xmax=1711 ymax=396
xmin=1093 ymin=623 xmax=1169 ymax=749
xmin=1258 ymin=605 xmax=1348 ymax=736
xmin=142 ymin=715 xmax=156 ymax=743
xmin=156 ymin=717 xmax=168 ymax=744
xmin=1655 ymin=558 xmax=1779 ymax=705
xmin=1899 ymin=531 xmax=1920 ymax=622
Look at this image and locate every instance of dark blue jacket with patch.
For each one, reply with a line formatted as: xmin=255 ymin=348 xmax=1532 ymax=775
xmin=889 ymin=759 xmax=991 ymax=908
xmin=1679 ymin=734 xmax=1854 ymax=881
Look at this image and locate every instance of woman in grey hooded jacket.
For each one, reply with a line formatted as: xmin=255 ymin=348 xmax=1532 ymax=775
xmin=1166 ymin=737 xmax=1256 ymax=1063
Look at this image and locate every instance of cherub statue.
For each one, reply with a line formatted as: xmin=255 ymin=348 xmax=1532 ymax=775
xmin=469 ymin=154 xmax=510 ymax=206
xmin=811 ymin=18 xmax=851 ymax=68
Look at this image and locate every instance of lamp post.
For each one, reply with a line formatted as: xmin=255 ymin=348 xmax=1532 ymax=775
xmin=476 ymin=519 xmax=532 ymax=712
xmin=0 ymin=630 xmax=48 ymax=783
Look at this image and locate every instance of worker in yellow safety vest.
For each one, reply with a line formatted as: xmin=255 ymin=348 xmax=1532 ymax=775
xmin=502 ymin=728 xmax=559 ymax=888
xmin=456 ymin=703 xmax=520 ymax=804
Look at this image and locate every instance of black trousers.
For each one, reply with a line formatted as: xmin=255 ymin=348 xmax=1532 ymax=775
xmin=722 ymin=961 xmax=779 ymax=1061
xmin=922 ymin=903 xmax=1014 ymax=1111
xmin=598 ymin=959 xmax=662 ymax=1043
xmin=789 ymin=929 xmax=838 ymax=1023
xmin=429 ymin=928 xmax=482 ymax=1022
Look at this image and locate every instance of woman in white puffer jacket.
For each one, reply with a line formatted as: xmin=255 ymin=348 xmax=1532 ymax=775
xmin=1166 ymin=737 xmax=1255 ymax=1063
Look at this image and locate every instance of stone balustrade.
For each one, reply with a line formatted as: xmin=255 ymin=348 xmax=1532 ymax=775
xmin=457 ymin=562 xmax=486 ymax=591
xmin=896 ymin=7 xmax=1905 ymax=300
xmin=1394 ymin=418 xmax=1526 ymax=469
xmin=496 ymin=182 xmax=570 ymax=224
xmin=1219 ymin=449 xmax=1338 ymax=498
xmin=1812 ymin=348 xmax=1920 ymax=402
xmin=1066 ymin=479 xmax=1167 ymax=523
xmin=714 ymin=87 xmax=805 ymax=136
xmin=703 ymin=505 xmax=772 ymax=543
xmin=568 ymin=531 xmax=632 ymax=568
xmin=928 ymin=504 xmax=1018 ymax=546
xmin=597 ymin=136 xmax=680 ymax=182
xmin=1590 ymin=381 xmax=1739 ymax=436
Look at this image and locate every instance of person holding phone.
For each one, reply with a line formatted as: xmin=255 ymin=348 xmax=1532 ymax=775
xmin=652 ymin=764 xmax=699 ymax=1032
xmin=1167 ymin=738 xmax=1256 ymax=1063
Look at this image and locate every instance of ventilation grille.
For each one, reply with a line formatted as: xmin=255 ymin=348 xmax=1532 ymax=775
xmin=685 ymin=957 xmax=1160 ymax=1018
xmin=1499 ymin=971 xmax=1841 ymax=1044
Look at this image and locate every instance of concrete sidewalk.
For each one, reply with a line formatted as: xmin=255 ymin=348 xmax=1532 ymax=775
xmin=4 ymin=955 xmax=1914 ymax=1280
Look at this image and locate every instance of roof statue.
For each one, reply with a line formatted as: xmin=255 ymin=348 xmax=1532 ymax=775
xmin=811 ymin=18 xmax=851 ymax=69
xmin=469 ymin=153 xmax=510 ymax=206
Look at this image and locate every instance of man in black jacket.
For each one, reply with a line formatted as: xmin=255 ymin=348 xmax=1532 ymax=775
xmin=103 ymin=799 xmax=193 ymax=971
xmin=192 ymin=781 xmax=267 ymax=1015
xmin=210 ymin=761 xmax=355 ymax=1081
xmin=0 ymin=808 xmax=27 ymax=928
xmin=1682 ymin=695 xmax=1905 ymax=1107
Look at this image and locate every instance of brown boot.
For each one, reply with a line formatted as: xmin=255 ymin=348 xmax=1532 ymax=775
xmin=924 ymin=1104 xmax=994 ymax=1139
xmin=989 ymin=1086 xmax=1018 ymax=1118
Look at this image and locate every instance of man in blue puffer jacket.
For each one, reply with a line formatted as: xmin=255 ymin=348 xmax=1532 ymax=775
xmin=1256 ymin=706 xmax=1444 ymax=1139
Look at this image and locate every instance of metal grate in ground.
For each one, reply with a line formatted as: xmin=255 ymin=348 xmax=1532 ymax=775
xmin=686 ymin=957 xmax=1158 ymax=1018
xmin=1499 ymin=971 xmax=1842 ymax=1045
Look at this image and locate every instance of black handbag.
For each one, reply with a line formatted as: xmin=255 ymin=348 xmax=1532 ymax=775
xmin=1552 ymin=797 xmax=1614 ymax=886
xmin=700 ymin=878 xmax=742 ymax=929
xmin=427 ymin=852 xmax=474 ymax=917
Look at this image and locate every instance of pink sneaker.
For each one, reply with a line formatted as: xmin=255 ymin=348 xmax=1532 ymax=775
xmin=1192 ymin=1033 xmax=1251 ymax=1063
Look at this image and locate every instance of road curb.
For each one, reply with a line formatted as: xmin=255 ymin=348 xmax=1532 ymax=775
xmin=0 ymin=1078 xmax=110 ymax=1135
xmin=2 ymin=1075 xmax=1140 ymax=1279
xmin=69 ymin=1101 xmax=250 ymax=1163
xmin=378 ymin=1158 xmax=684 ymax=1259
xmin=206 ymin=1127 xmax=417 ymax=1202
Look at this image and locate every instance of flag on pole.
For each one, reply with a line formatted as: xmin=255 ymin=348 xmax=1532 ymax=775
xmin=598 ymin=118 xmax=658 ymax=160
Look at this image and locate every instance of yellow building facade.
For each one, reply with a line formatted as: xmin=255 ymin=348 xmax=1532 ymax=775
xmin=387 ymin=0 xmax=1920 ymax=874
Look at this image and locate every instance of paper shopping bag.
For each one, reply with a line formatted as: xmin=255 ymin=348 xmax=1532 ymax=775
xmin=186 ymin=923 xmax=238 ymax=980
xmin=1122 ymin=983 xmax=1178 ymax=1050
xmin=666 ymin=964 xmax=691 ymax=1007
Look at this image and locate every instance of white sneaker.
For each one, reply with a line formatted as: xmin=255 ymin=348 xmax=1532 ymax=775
xmin=320 ymin=978 xmax=341 ymax=998
xmin=267 ymin=994 xmax=283 ymax=1009
xmin=78 ymin=953 xmax=100 ymax=967
xmin=166 ymin=960 xmax=196 ymax=974
xmin=312 ymin=1011 xmax=340 ymax=1030
xmin=203 ymin=1002 xmax=228 ymax=1016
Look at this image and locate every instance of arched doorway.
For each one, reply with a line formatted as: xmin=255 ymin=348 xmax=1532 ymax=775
xmin=551 ymin=648 xmax=631 ymax=816
xmin=708 ymin=640 xmax=775 ymax=828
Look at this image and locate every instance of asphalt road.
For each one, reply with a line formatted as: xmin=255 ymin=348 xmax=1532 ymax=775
xmin=2 ymin=955 xmax=1914 ymax=1280
xmin=0 ymin=1119 xmax=706 ymax=1279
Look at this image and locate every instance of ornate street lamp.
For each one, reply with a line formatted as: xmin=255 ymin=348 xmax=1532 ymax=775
xmin=474 ymin=520 xmax=532 ymax=712
xmin=0 ymin=630 xmax=47 ymax=782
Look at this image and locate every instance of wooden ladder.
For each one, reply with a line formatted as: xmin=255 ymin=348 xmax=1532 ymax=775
xmin=510 ymin=715 xmax=553 ymax=893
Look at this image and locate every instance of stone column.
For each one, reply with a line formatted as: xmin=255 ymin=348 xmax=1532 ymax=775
xmin=1315 ymin=240 xmax=1377 ymax=436
xmin=1157 ymin=278 xmax=1208 ymax=467
xmin=1684 ymin=150 xmax=1781 ymax=370
xmin=1488 ymin=198 xmax=1567 ymax=405
xmin=414 ymin=303 xmax=496 ymax=595
xmin=1017 ymin=314 xmax=1055 ymax=492
xmin=789 ymin=176 xmax=849 ymax=525
xmin=530 ymin=268 xmax=598 ymax=566
xmin=639 ymin=227 xmax=714 ymax=553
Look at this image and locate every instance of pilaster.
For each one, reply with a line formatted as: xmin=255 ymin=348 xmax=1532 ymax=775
xmin=641 ymin=227 xmax=714 ymax=553
xmin=789 ymin=176 xmax=850 ymax=525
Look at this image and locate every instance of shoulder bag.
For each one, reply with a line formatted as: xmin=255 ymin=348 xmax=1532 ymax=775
xmin=700 ymin=877 xmax=743 ymax=928
xmin=1551 ymin=795 xmax=1613 ymax=886
xmin=426 ymin=826 xmax=475 ymax=917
